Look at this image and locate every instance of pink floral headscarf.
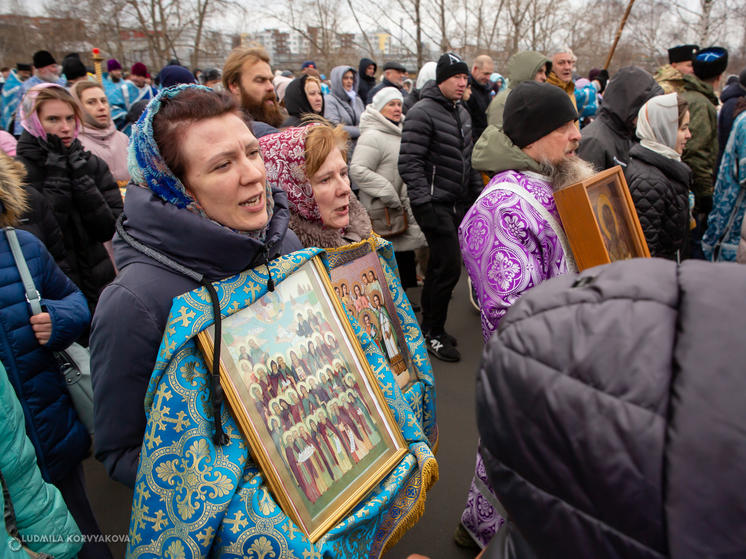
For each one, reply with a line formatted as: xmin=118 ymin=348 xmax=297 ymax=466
xmin=19 ymin=83 xmax=81 ymax=140
xmin=259 ymin=124 xmax=323 ymax=224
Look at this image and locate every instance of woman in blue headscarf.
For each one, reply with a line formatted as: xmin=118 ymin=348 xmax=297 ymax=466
xmin=90 ymin=85 xmax=302 ymax=490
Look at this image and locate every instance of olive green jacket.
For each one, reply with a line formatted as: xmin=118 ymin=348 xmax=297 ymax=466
xmin=680 ymin=73 xmax=719 ymax=203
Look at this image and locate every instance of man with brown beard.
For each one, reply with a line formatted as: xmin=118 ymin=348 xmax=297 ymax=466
xmin=455 ymin=81 xmax=592 ymax=549
xmin=222 ymin=47 xmax=284 ymax=137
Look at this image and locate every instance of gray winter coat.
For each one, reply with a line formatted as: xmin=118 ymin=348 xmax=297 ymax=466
xmin=738 ymin=213 xmax=746 ymax=264
xmin=478 ymin=258 xmax=746 ymax=558
xmin=349 ymin=106 xmax=426 ymax=252
xmin=323 ymin=65 xmax=365 ymax=141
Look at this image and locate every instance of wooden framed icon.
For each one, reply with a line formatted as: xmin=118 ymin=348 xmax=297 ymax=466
xmin=197 ymin=257 xmax=407 ymax=542
xmin=554 ymin=165 xmax=651 ymax=271
xmin=329 ymin=250 xmax=416 ymax=390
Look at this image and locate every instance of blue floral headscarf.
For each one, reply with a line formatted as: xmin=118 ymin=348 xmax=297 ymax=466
xmin=128 ymin=84 xmax=274 ymax=240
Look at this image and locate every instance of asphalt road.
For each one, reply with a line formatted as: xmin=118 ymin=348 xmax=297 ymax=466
xmin=84 ymin=271 xmax=484 ymax=559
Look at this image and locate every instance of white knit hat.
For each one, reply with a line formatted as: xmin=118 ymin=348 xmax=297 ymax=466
xmin=372 ymin=87 xmax=403 ymax=112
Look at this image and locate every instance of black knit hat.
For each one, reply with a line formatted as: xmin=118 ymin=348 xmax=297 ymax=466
xmin=693 ymin=47 xmax=729 ymax=80
xmin=62 ymin=54 xmax=87 ymax=81
xmin=32 ymin=50 xmax=56 ymax=69
xmin=503 ymin=81 xmax=578 ymax=148
xmin=668 ymin=44 xmax=699 ymax=64
xmin=16 ymin=63 xmax=31 ymax=72
xmin=436 ymin=52 xmax=469 ymax=84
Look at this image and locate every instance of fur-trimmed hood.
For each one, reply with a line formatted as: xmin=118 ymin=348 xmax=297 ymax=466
xmin=289 ymin=194 xmax=372 ymax=249
xmin=0 ymin=153 xmax=29 ymax=228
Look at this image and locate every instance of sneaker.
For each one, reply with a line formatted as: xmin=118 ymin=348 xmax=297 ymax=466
xmin=426 ymin=334 xmax=460 ymax=362
xmin=422 ymin=328 xmax=457 ymax=347
xmin=441 ymin=330 xmax=458 ymax=347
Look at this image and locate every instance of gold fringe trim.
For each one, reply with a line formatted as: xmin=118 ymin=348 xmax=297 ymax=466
xmin=379 ymin=455 xmax=440 ymax=556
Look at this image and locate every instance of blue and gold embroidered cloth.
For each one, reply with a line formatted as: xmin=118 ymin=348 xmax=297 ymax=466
xmin=127 ymin=248 xmax=438 ymax=558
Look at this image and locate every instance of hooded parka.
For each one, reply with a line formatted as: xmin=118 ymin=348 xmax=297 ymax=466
xmin=477 ymin=258 xmax=746 ymax=559
xmin=357 ymin=57 xmax=377 ymax=106
xmin=486 ymin=51 xmax=550 ymax=128
xmin=578 ymin=66 xmax=663 ymax=170
xmin=323 ymin=65 xmax=365 ymax=143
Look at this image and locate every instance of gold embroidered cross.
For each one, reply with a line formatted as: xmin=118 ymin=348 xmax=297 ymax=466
xmin=224 ymin=510 xmax=248 ymax=534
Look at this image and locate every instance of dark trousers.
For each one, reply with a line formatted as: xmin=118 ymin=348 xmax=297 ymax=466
xmin=395 ymin=250 xmax=418 ymax=289
xmin=55 ymin=464 xmax=113 ymax=559
xmin=412 ymin=202 xmax=461 ymax=336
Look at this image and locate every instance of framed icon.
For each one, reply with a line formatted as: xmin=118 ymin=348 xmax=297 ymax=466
xmin=197 ymin=257 xmax=407 ymax=542
xmin=329 ymin=251 xmax=416 ymax=390
xmin=554 ymin=165 xmax=650 ymax=270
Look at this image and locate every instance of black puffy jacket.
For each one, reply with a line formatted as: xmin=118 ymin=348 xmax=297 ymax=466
xmin=478 ymin=258 xmax=746 ymax=559
xmin=465 ymin=74 xmax=491 ymax=142
xmin=398 ymin=82 xmax=483 ymax=207
xmin=625 ymin=143 xmax=691 ymax=260
xmin=16 ymin=131 xmax=123 ymax=312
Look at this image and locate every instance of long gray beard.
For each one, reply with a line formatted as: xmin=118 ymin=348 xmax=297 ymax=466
xmin=542 ymin=156 xmax=597 ymax=191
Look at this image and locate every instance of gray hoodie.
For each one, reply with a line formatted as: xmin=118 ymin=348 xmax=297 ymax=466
xmin=323 ymin=65 xmax=365 ymax=140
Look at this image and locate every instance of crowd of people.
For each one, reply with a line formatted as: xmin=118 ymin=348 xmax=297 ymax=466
xmin=0 ymin=37 xmax=744 ymax=559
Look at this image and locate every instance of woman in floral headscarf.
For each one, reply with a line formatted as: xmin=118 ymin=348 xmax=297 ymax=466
xmin=90 ymin=85 xmax=301 ymax=490
xmin=14 ymin=83 xmax=122 ymax=312
xmin=261 ymin=123 xmax=440 ymax=448
xmin=259 ymin=122 xmax=372 ymax=247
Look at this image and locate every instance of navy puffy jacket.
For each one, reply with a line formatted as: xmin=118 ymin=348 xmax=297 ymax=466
xmin=0 ymin=229 xmax=90 ymax=483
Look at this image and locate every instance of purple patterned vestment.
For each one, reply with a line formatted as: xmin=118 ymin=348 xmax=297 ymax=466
xmin=458 ymin=169 xmax=571 ymax=343
xmin=457 ymin=169 xmax=572 ymax=548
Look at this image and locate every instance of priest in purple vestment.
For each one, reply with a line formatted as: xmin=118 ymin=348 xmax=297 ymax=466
xmin=456 ymin=81 xmax=595 ymax=550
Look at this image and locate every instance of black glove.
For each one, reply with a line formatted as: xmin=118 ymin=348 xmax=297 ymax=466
xmin=43 ymin=135 xmax=68 ymax=172
xmin=67 ymin=143 xmax=89 ymax=178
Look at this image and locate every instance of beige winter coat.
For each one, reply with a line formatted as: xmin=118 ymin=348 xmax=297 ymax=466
xmin=350 ymin=107 xmax=426 ymax=252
